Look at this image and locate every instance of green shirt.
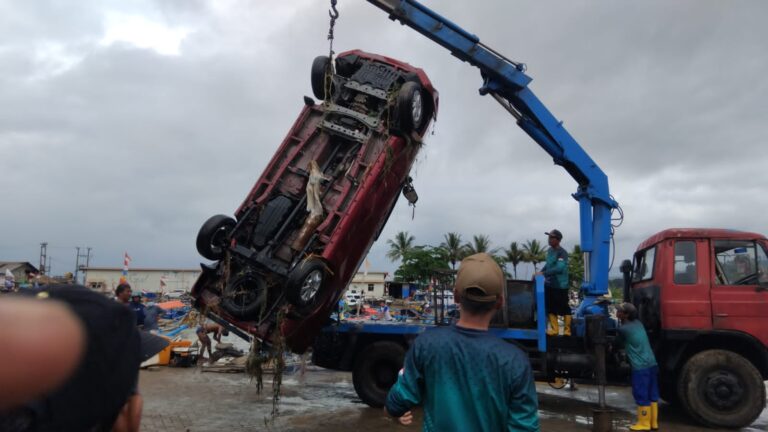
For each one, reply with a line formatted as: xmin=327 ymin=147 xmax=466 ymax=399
xmin=542 ymin=246 xmax=569 ymax=289
xmin=386 ymin=325 xmax=540 ymax=432
xmin=617 ymin=320 xmax=657 ymax=370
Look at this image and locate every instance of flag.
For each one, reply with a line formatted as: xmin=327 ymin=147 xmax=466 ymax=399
xmin=364 ymin=258 xmax=371 ymax=277
xmin=121 ymin=252 xmax=131 ymax=284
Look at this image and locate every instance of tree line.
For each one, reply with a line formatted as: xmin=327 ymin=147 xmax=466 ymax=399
xmin=386 ymin=231 xmax=584 ymax=290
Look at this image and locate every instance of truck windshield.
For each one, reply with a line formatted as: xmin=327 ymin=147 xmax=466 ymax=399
xmin=633 ymin=246 xmax=656 ymax=282
xmin=714 ymin=240 xmax=767 ymax=285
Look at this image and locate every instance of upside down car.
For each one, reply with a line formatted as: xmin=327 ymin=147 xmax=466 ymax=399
xmin=191 ymin=50 xmax=438 ymax=353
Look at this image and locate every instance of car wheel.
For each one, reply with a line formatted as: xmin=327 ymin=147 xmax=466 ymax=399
xmin=352 ymin=341 xmax=406 ymax=408
xmin=678 ymin=349 xmax=765 ymax=428
xmin=220 ymin=272 xmax=267 ymax=319
xmin=286 ymin=257 xmax=329 ymax=313
xmin=396 ymin=81 xmax=426 ymax=133
xmin=196 ymin=215 xmax=236 ymax=261
xmin=311 ymin=55 xmax=332 ymax=100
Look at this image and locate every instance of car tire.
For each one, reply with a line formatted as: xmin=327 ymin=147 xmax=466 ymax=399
xmin=196 ymin=215 xmax=236 ymax=261
xmin=396 ymin=81 xmax=426 ymax=133
xmin=220 ymin=271 xmax=267 ymax=319
xmin=286 ymin=257 xmax=329 ymax=313
xmin=677 ymin=349 xmax=765 ymax=428
xmin=352 ymin=341 xmax=406 ymax=408
xmin=311 ymin=55 xmax=332 ymax=100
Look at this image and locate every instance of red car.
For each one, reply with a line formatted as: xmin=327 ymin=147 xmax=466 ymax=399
xmin=192 ymin=50 xmax=438 ymax=352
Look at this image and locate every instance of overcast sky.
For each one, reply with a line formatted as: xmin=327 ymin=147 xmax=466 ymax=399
xmin=1 ymin=0 xmax=767 ymax=280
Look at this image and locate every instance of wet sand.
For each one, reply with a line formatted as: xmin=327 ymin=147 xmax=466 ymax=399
xmin=140 ymin=366 xmax=767 ymax=432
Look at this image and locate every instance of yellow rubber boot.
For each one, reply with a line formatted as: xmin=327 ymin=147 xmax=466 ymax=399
xmin=563 ymin=315 xmax=572 ymax=336
xmin=629 ymin=406 xmax=651 ymax=431
xmin=650 ymin=402 xmax=659 ymax=430
xmin=546 ymin=314 xmax=559 ymax=336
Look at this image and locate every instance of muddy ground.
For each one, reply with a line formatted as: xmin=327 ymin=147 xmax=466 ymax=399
xmin=139 ymin=365 xmax=768 ymax=432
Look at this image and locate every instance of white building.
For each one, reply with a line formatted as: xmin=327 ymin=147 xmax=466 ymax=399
xmin=83 ymin=267 xmax=200 ymax=294
xmin=347 ymin=271 xmax=387 ymax=299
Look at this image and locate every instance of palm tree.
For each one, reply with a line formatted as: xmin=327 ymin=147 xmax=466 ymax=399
xmin=386 ymin=231 xmax=415 ymax=262
xmin=522 ymin=239 xmax=547 ymax=271
xmin=463 ymin=234 xmax=498 ymax=256
xmin=504 ymin=241 xmax=525 ymax=279
xmin=568 ymin=244 xmax=584 ymax=290
xmin=439 ymin=232 xmax=464 ymax=269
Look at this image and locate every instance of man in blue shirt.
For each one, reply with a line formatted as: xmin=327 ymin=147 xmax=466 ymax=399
xmin=535 ymin=229 xmax=570 ymax=336
xmin=617 ymin=303 xmax=659 ymax=431
xmin=385 ymin=253 xmax=539 ymax=431
xmin=129 ymin=294 xmax=146 ymax=327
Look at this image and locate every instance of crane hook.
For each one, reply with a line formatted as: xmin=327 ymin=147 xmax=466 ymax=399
xmin=329 ymin=0 xmax=339 ymax=20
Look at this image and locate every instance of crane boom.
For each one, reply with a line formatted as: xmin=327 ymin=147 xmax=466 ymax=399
xmin=366 ymin=0 xmax=619 ymax=300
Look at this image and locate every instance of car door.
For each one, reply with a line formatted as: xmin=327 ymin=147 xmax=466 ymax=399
xmin=710 ymin=239 xmax=768 ymax=347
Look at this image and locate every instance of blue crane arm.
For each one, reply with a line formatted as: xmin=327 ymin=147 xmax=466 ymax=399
xmin=366 ymin=0 xmax=619 ymax=297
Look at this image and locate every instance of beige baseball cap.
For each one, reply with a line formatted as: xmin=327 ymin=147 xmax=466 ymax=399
xmin=455 ymin=253 xmax=504 ymax=303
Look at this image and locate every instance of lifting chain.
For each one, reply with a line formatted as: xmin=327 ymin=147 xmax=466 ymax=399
xmin=327 ymin=0 xmax=340 ymax=60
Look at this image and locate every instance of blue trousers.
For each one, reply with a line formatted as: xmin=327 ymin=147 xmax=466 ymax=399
xmin=631 ymin=366 xmax=659 ymax=406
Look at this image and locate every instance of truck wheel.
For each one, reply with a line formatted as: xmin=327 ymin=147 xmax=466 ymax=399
xmin=311 ymin=55 xmax=332 ymax=100
xmin=285 ymin=258 xmax=329 ymax=314
xmin=196 ymin=215 xmax=236 ymax=260
xmin=678 ymin=349 xmax=766 ymax=428
xmin=396 ymin=81 xmax=425 ymax=133
xmin=352 ymin=341 xmax=406 ymax=408
xmin=220 ymin=272 xmax=267 ymax=319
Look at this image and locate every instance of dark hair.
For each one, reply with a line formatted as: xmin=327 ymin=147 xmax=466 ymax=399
xmin=619 ymin=303 xmax=638 ymax=321
xmin=115 ymin=283 xmax=131 ymax=296
xmin=459 ymin=288 xmax=497 ymax=315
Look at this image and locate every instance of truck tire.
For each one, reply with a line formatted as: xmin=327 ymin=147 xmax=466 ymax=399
xmin=352 ymin=341 xmax=406 ymax=408
xmin=196 ymin=215 xmax=236 ymax=260
xmin=677 ymin=349 xmax=766 ymax=428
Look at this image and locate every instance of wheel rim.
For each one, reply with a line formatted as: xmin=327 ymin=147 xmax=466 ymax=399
xmin=300 ymin=269 xmax=323 ymax=303
xmin=410 ymin=90 xmax=423 ymax=127
xmin=702 ymin=370 xmax=744 ymax=411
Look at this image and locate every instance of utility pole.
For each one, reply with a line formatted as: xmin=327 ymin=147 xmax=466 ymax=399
xmin=74 ymin=247 xmax=92 ymax=285
xmin=75 ymin=247 xmax=80 ymax=283
xmin=39 ymin=242 xmax=48 ymax=276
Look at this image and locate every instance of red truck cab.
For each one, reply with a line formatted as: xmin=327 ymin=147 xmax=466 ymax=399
xmin=628 ymin=228 xmax=768 ymax=428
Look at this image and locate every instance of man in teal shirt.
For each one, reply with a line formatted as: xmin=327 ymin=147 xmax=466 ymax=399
xmin=385 ymin=253 xmax=539 ymax=431
xmin=616 ymin=303 xmax=659 ymax=430
xmin=535 ymin=229 xmax=570 ymax=336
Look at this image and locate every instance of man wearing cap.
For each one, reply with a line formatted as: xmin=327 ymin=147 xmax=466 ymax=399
xmin=385 ymin=253 xmax=539 ymax=431
xmin=0 ymin=284 xmax=168 ymax=431
xmin=536 ymin=229 xmax=571 ymax=336
xmin=616 ymin=303 xmax=659 ymax=431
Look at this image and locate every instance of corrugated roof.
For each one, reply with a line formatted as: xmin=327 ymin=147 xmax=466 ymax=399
xmin=0 ymin=262 xmax=39 ymax=273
